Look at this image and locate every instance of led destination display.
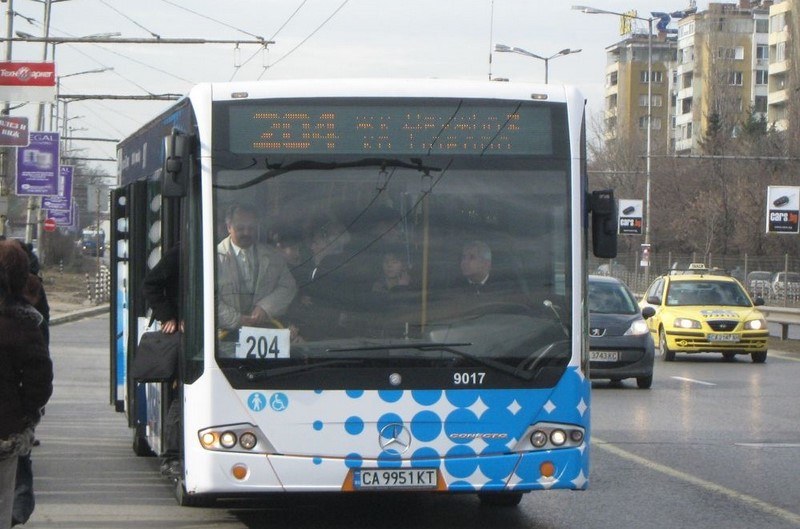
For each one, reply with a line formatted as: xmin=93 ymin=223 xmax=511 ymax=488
xmin=225 ymin=100 xmax=563 ymax=156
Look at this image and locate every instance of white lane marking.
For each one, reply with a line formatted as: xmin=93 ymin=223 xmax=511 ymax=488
xmin=671 ymin=376 xmax=716 ymax=386
xmin=770 ymin=353 xmax=800 ymax=362
xmin=735 ymin=443 xmax=800 ymax=449
xmin=594 ymin=437 xmax=800 ymax=526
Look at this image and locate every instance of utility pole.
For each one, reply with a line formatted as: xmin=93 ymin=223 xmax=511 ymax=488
xmin=0 ymin=0 xmax=13 ymax=237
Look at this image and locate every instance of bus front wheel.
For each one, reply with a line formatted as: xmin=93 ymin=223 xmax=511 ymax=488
xmin=175 ymin=479 xmax=215 ymax=507
xmin=477 ymin=491 xmax=523 ymax=507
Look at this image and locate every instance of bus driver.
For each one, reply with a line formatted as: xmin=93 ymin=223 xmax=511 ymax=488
xmin=216 ymin=204 xmax=297 ymax=330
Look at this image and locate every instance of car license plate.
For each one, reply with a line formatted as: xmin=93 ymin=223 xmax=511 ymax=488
xmin=353 ymin=468 xmax=438 ymax=490
xmin=708 ymin=333 xmax=740 ymax=342
xmin=590 ymin=350 xmax=619 ymax=362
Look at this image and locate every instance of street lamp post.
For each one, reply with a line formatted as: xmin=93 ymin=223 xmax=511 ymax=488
xmin=56 ymin=67 xmax=113 ymax=138
xmin=573 ymin=5 xmax=654 ymax=278
xmin=494 ymin=44 xmax=582 ymax=84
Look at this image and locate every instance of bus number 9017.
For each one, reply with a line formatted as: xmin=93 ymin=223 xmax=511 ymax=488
xmin=453 ymin=372 xmax=485 ymax=385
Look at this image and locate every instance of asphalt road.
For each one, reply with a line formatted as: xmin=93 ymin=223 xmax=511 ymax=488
xmin=22 ymin=315 xmax=800 ymax=529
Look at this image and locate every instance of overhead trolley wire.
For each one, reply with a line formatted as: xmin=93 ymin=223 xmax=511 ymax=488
xmin=98 ymin=0 xmax=161 ymax=39
xmin=258 ymin=0 xmax=351 ymax=79
xmin=230 ymin=0 xmax=310 ymax=81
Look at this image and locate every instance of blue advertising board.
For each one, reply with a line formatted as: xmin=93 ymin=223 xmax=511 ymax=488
xmin=16 ymin=131 xmax=60 ymax=196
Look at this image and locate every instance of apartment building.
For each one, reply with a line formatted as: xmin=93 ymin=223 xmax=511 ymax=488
xmin=603 ymin=33 xmax=676 ymax=155
xmin=604 ymin=1 xmax=789 ymax=155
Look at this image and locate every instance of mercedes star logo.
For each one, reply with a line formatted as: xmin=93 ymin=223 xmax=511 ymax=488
xmin=378 ymin=423 xmax=412 ymax=454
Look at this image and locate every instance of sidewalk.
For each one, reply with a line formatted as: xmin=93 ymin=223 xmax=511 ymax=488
xmin=49 ymin=300 xmax=109 ymax=325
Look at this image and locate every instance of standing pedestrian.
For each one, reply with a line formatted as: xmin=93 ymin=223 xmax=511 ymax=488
xmin=0 ymin=240 xmax=53 ymax=529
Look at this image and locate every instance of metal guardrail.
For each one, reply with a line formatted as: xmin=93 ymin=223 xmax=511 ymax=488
xmin=759 ymin=306 xmax=800 ymax=340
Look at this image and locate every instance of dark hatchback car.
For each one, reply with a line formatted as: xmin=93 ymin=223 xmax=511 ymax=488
xmin=588 ymin=275 xmax=656 ymax=389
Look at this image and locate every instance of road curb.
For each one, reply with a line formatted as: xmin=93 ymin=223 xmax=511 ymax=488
xmin=50 ymin=304 xmax=109 ymax=326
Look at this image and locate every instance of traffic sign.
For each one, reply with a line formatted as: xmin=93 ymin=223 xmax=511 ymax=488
xmin=43 ymin=218 xmax=57 ymax=232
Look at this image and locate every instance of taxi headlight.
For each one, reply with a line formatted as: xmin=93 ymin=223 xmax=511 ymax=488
xmin=744 ymin=318 xmax=766 ymax=331
xmin=674 ymin=318 xmax=701 ymax=329
xmin=625 ymin=319 xmax=650 ymax=336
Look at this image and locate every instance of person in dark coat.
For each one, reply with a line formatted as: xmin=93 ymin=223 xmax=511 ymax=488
xmin=0 ymin=240 xmax=53 ymax=529
xmin=141 ymin=244 xmax=180 ymax=334
xmin=141 ymin=244 xmax=182 ymax=477
xmin=11 ymin=241 xmax=50 ymax=527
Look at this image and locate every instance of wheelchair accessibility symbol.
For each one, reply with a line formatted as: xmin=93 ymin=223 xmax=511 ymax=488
xmin=269 ymin=392 xmax=289 ymax=412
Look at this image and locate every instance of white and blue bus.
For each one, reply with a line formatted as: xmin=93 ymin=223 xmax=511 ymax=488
xmin=110 ymin=79 xmax=617 ymax=506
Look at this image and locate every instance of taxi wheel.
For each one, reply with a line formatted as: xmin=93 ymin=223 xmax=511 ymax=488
xmin=659 ymin=328 xmax=675 ymax=362
xmin=751 ymin=351 xmax=767 ymax=364
xmin=636 ymin=375 xmax=653 ymax=389
xmin=722 ymin=352 xmax=737 ymax=362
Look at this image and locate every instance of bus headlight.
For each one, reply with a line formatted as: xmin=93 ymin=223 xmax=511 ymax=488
xmin=513 ymin=423 xmax=585 ymax=452
xmin=197 ymin=423 xmax=275 ymax=454
xmin=219 ymin=431 xmax=237 ymax=449
xmin=239 ymin=432 xmax=258 ymax=450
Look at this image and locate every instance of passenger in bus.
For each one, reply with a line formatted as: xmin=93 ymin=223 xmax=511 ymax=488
xmin=370 ymin=245 xmax=419 ymax=337
xmin=372 ymin=246 xmax=413 ymax=294
xmin=456 ymin=240 xmax=499 ymax=296
xmin=216 ymin=204 xmax=297 ymax=330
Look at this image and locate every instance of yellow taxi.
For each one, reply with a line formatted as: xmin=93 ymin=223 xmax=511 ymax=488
xmin=639 ymin=264 xmax=769 ymax=363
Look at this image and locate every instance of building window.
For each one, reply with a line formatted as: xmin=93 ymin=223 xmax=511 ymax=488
xmin=756 ymin=45 xmax=768 ymax=60
xmin=754 ymin=96 xmax=767 ymax=113
xmin=755 ymin=70 xmax=768 ymax=85
xmin=755 ymin=19 xmax=768 ymax=33
xmin=775 ymin=42 xmax=786 ymax=62
xmin=770 ymin=13 xmax=786 ymax=33
xmin=638 ymin=116 xmax=661 ymax=130
xmin=717 ymin=47 xmax=744 ymax=60
xmin=728 ymin=71 xmax=743 ymax=86
xmin=607 ymin=71 xmax=618 ymax=87
xmin=640 ymin=70 xmax=664 ymax=83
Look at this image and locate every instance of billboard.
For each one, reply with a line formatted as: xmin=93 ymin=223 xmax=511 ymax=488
xmin=16 ymin=132 xmax=60 ymax=196
xmin=618 ymin=199 xmax=643 ymax=235
xmin=0 ymin=116 xmax=30 ymax=147
xmin=766 ymin=185 xmax=799 ymax=234
xmin=0 ymin=62 xmax=56 ymax=102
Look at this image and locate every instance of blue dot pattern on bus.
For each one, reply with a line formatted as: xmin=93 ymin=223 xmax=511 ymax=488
xmin=239 ymin=367 xmax=589 ymax=491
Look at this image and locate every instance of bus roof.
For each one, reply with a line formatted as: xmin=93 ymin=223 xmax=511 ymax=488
xmin=199 ymin=78 xmax=582 ymax=105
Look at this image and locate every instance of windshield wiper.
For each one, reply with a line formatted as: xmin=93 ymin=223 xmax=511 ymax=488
xmin=214 ymin=158 xmax=441 ymax=190
xmin=238 ymin=359 xmax=364 ymax=382
xmin=328 ymin=342 xmax=535 ymax=381
xmin=513 ymin=340 xmax=571 ymax=378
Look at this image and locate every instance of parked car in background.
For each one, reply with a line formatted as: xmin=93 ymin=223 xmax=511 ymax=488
xmin=771 ymin=271 xmax=800 ymax=301
xmin=639 ymin=264 xmax=769 ymax=363
xmin=595 ymin=262 xmax=628 ymax=277
xmin=588 ymin=275 xmax=656 ymax=389
xmin=746 ymin=271 xmax=772 ymax=299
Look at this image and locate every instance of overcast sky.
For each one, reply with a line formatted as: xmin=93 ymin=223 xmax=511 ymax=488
xmin=6 ymin=0 xmax=706 ymax=172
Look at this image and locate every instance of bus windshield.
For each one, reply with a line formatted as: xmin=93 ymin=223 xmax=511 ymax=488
xmin=210 ymin=98 xmax=572 ymax=386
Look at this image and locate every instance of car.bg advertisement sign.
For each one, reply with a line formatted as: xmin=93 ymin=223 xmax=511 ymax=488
xmin=766 ymin=186 xmax=799 ymax=234
xmin=618 ymin=199 xmax=643 ymax=235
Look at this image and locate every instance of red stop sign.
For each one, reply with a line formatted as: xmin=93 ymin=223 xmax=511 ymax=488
xmin=43 ymin=218 xmax=57 ymax=232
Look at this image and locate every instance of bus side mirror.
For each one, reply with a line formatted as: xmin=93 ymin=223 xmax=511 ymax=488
xmin=162 ymin=128 xmax=190 ymax=198
xmin=590 ymin=190 xmax=618 ymax=259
